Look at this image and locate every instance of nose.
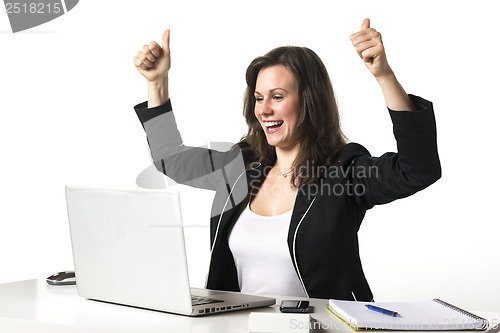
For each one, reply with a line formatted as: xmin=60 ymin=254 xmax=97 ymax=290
xmin=258 ymin=98 xmax=273 ymax=116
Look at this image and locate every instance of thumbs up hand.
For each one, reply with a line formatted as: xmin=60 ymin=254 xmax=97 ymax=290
xmin=350 ymin=19 xmax=393 ymax=79
xmin=134 ymin=29 xmax=171 ymax=83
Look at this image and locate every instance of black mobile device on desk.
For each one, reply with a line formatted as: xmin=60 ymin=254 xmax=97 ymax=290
xmin=280 ymin=300 xmax=310 ymax=313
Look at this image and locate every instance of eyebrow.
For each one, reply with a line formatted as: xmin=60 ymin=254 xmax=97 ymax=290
xmin=254 ymin=88 xmax=288 ymax=95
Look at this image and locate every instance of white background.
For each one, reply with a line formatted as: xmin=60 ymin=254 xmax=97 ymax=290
xmin=1 ymin=0 xmax=499 ymax=313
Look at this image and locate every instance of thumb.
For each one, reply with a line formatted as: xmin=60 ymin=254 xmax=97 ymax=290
xmin=361 ymin=18 xmax=370 ymax=30
xmin=162 ymin=29 xmax=170 ymax=50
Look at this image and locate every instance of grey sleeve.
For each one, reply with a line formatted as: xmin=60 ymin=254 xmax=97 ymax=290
xmin=134 ymin=100 xmax=249 ymax=215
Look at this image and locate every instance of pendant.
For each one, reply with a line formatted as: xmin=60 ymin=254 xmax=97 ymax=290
xmin=278 ymin=167 xmax=293 ymax=178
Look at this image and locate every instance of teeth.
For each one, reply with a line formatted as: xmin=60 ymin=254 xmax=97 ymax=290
xmin=264 ymin=121 xmax=283 ymax=128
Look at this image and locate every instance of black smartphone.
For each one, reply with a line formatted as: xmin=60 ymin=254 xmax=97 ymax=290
xmin=279 ymin=300 xmax=310 ymax=313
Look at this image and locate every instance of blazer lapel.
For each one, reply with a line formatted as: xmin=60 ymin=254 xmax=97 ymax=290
xmin=288 ymin=182 xmax=317 ymax=249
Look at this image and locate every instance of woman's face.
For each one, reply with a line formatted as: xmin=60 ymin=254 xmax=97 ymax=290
xmin=254 ymin=65 xmax=301 ymax=150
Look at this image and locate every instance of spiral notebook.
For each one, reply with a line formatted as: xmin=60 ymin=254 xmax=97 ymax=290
xmin=327 ymin=299 xmax=489 ymax=331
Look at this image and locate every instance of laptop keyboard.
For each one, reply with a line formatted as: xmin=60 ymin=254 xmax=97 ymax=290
xmin=191 ymin=295 xmax=224 ymax=306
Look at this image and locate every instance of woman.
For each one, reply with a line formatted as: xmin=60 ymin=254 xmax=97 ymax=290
xmin=133 ymin=19 xmax=441 ymax=301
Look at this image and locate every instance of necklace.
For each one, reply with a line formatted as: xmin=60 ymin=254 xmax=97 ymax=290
xmin=277 ymin=167 xmax=294 ymax=178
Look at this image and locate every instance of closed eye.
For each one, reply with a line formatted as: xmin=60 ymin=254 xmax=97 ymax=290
xmin=255 ymin=95 xmax=283 ymax=102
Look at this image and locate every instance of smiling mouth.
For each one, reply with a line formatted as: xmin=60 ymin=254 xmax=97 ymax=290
xmin=264 ymin=121 xmax=284 ymax=133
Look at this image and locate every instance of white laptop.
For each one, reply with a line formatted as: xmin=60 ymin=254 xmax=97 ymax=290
xmin=65 ymin=186 xmax=275 ymax=316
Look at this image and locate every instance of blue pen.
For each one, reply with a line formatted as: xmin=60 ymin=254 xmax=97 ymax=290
xmin=365 ymin=304 xmax=400 ymax=317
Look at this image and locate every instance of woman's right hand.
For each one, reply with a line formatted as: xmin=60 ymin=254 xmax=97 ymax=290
xmin=133 ymin=29 xmax=171 ymax=83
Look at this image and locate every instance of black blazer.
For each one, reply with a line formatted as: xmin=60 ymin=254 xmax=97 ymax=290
xmin=135 ymin=94 xmax=441 ymax=301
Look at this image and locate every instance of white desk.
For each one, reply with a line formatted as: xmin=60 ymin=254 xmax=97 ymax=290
xmin=0 ymin=279 xmax=499 ymax=333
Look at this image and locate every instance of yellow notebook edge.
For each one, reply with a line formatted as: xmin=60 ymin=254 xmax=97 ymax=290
xmin=326 ymin=303 xmax=363 ymax=331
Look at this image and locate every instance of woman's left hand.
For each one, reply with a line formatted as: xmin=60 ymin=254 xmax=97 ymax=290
xmin=350 ymin=18 xmax=393 ymax=80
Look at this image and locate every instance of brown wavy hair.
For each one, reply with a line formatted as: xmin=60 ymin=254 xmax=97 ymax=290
xmin=239 ymin=46 xmax=347 ymax=185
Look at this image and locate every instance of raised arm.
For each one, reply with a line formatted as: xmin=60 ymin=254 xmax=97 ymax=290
xmin=132 ymin=30 xmax=248 ymax=217
xmin=350 ymin=18 xmax=416 ymax=111
xmin=346 ymin=19 xmax=441 ymax=210
xmin=133 ymin=29 xmax=171 ymax=108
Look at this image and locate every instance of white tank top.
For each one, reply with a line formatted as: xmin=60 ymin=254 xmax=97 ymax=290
xmin=228 ymin=203 xmax=306 ymax=297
